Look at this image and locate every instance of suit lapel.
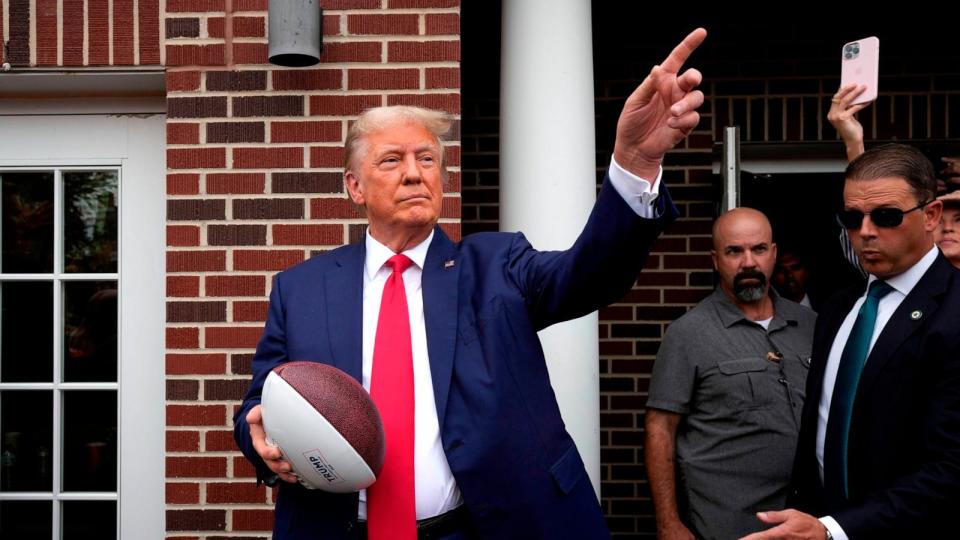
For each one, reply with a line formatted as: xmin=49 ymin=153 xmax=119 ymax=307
xmin=326 ymin=242 xmax=366 ymax=384
xmin=856 ymin=255 xmax=951 ymax=400
xmin=796 ymin=285 xmax=863 ymax=499
xmin=421 ymin=226 xmax=460 ymax=430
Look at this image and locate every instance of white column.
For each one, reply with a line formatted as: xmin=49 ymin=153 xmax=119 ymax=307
xmin=500 ymin=0 xmax=601 ymax=496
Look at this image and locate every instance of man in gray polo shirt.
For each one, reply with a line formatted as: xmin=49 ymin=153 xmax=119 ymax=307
xmin=645 ymin=208 xmax=816 ymax=540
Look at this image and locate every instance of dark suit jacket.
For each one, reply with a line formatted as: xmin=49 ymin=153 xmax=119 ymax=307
xmin=790 ymin=253 xmax=960 ymax=538
xmin=234 ymin=176 xmax=677 ymax=539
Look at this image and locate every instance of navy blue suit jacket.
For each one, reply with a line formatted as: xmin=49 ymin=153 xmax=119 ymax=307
xmin=234 ymin=176 xmax=677 ymax=539
xmin=789 ymin=254 xmax=960 ymax=538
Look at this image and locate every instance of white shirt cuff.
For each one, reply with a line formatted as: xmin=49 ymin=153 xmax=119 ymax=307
xmin=607 ymin=156 xmax=663 ymax=219
xmin=820 ymin=516 xmax=848 ymax=540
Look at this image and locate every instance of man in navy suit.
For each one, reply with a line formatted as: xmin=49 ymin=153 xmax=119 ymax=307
xmin=742 ymin=144 xmax=960 ymax=540
xmin=235 ymin=28 xmax=708 ymax=540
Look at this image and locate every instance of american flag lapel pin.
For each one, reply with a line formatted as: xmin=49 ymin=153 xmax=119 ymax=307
xmin=444 ymin=259 xmax=456 ymax=269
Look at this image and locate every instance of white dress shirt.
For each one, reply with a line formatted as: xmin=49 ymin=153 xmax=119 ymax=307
xmin=356 ymin=159 xmax=662 ymax=520
xmin=607 ymin=156 xmax=663 ymax=218
xmin=359 ymin=229 xmax=461 ymax=520
xmin=816 ymin=246 xmax=939 ymax=540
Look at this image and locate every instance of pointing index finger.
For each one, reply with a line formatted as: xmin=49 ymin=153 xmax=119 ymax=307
xmin=661 ymin=27 xmax=707 ymax=74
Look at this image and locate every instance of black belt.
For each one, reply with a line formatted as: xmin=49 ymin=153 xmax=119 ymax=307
xmin=356 ymin=505 xmax=470 ymax=540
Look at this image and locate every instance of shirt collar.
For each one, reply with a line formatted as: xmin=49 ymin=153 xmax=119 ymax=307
xmin=712 ymin=287 xmax=795 ymax=331
xmin=364 ymin=228 xmax=434 ymax=280
xmin=867 ymin=244 xmax=939 ymax=297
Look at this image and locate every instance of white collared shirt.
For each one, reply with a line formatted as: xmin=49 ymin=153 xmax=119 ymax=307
xmin=816 ymin=245 xmax=940 ymax=540
xmin=358 ymin=230 xmax=462 ymax=520
xmin=355 ymin=161 xmax=661 ymax=519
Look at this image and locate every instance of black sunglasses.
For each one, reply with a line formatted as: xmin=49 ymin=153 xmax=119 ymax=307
xmin=837 ymin=200 xmax=932 ymax=229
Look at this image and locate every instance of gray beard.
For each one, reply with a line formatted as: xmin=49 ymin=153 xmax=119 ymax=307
xmin=735 ymin=285 xmax=766 ymax=303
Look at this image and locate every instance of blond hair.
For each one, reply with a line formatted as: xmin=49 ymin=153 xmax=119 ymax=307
xmin=344 ymin=106 xmax=452 ymax=173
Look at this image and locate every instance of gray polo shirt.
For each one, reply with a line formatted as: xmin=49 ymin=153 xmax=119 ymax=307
xmin=647 ymin=288 xmax=816 ymax=540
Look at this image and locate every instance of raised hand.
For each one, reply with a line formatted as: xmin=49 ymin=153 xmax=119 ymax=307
xmin=614 ymin=28 xmax=707 ymax=179
xmin=828 ymin=84 xmax=870 ymax=161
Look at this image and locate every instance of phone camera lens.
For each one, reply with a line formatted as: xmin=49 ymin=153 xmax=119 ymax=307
xmin=843 ymin=43 xmax=860 ymax=60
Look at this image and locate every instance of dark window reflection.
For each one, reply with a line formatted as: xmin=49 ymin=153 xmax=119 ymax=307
xmin=0 ymin=391 xmax=53 ymax=492
xmin=0 ymin=500 xmax=52 ymax=539
xmin=1 ymin=172 xmax=54 ymax=274
xmin=63 ymin=171 xmax=118 ymax=274
xmin=62 ymin=500 xmax=116 ymax=539
xmin=1 ymin=282 xmax=53 ymax=382
xmin=62 ymin=391 xmax=117 ymax=492
xmin=64 ymin=281 xmax=117 ymax=383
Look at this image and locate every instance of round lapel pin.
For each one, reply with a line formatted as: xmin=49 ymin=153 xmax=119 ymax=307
xmin=910 ymin=310 xmax=922 ymax=320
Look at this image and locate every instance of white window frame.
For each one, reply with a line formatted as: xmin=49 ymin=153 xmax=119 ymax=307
xmin=0 ymin=102 xmax=165 ymax=538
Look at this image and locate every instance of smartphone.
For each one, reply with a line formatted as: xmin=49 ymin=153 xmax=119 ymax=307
xmin=840 ymin=36 xmax=879 ymax=105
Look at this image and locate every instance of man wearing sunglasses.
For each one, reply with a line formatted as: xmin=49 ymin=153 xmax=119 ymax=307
xmin=742 ymin=144 xmax=960 ymax=540
xmin=829 ymin=84 xmax=960 ymax=271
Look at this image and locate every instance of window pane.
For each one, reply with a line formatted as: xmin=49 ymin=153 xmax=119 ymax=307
xmin=62 ymin=500 xmax=116 ymax=539
xmin=62 ymin=390 xmax=116 ymax=492
xmin=1 ymin=281 xmax=53 ymax=382
xmin=1 ymin=172 xmax=54 ymax=273
xmin=0 ymin=500 xmax=52 ymax=539
xmin=63 ymin=171 xmax=118 ymax=274
xmin=1 ymin=390 xmax=53 ymax=492
xmin=63 ymin=281 xmax=117 ymax=383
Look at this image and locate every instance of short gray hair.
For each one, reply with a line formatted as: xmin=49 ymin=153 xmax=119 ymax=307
xmin=344 ymin=106 xmax=452 ymax=172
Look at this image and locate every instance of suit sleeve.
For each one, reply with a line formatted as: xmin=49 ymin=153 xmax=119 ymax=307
xmin=233 ymin=274 xmax=291 ymax=484
xmin=506 ymin=173 xmax=678 ymax=330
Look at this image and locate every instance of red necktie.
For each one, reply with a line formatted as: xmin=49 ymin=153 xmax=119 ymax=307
xmin=367 ymin=254 xmax=416 ymax=539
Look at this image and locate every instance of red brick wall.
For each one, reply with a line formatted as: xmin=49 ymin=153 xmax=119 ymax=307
xmin=163 ymin=1 xmax=461 ymax=537
xmin=0 ymin=0 xmax=161 ymax=66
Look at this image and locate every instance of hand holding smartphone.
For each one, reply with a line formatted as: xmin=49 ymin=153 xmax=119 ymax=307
xmin=840 ymin=36 xmax=879 ymax=105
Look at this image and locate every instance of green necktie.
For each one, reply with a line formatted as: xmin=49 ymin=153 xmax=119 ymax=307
xmin=824 ymin=279 xmax=894 ymax=505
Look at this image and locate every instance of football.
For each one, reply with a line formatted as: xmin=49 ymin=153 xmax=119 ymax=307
xmin=261 ymin=361 xmax=385 ymax=492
